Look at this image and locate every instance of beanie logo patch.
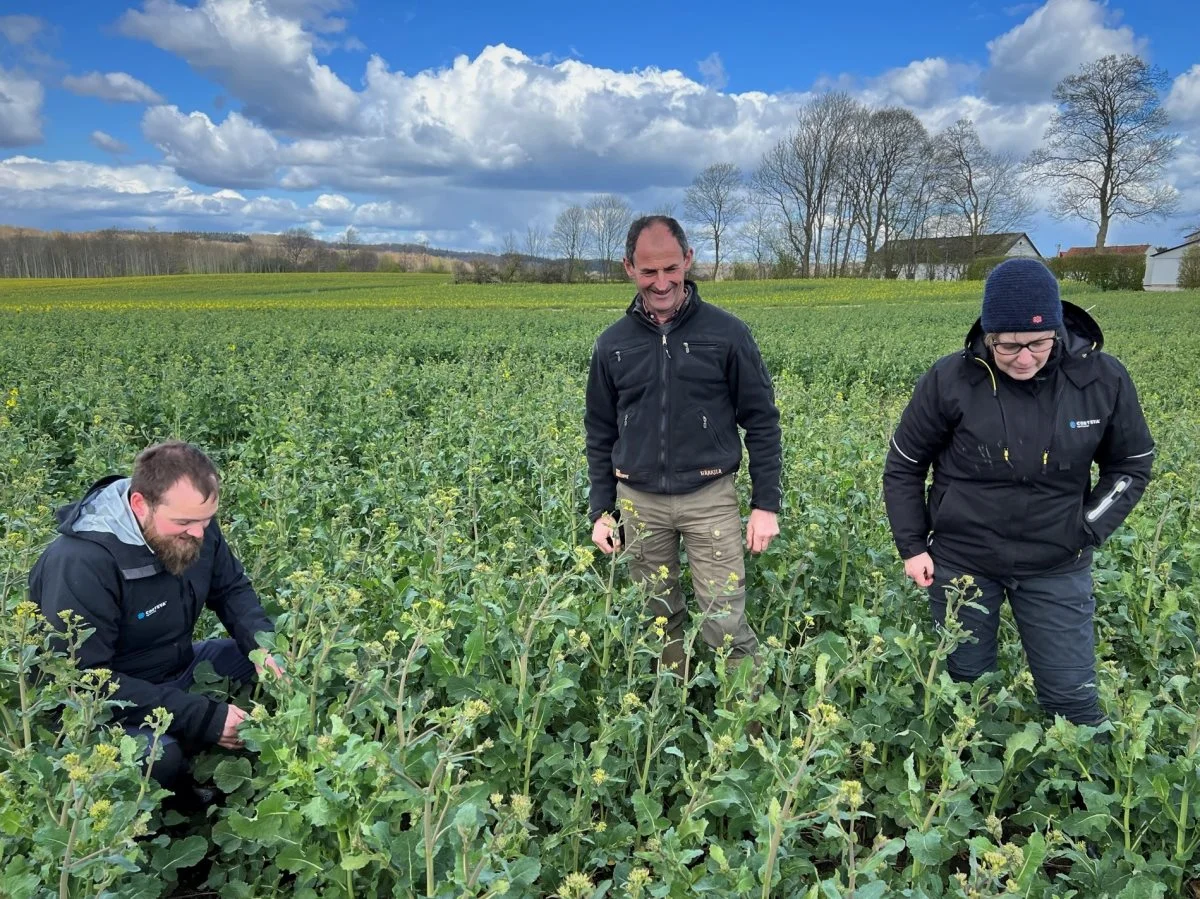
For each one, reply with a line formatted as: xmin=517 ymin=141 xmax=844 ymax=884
xmin=1032 ymin=315 xmax=1043 ymax=324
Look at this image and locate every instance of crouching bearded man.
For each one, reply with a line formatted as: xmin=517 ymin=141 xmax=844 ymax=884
xmin=30 ymin=440 xmax=282 ymax=793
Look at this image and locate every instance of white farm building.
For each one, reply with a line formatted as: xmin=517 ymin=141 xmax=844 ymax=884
xmin=875 ymin=232 xmax=1041 ymax=281
xmin=1144 ymin=233 xmax=1200 ymax=291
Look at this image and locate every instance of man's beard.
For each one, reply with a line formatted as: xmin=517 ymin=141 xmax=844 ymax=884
xmin=144 ymin=522 xmax=203 ymax=576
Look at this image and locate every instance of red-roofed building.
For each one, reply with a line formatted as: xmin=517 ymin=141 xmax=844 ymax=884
xmin=1059 ymin=244 xmax=1152 ymax=257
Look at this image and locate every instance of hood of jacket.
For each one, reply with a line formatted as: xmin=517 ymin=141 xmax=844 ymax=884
xmin=55 ymin=475 xmax=159 ymax=578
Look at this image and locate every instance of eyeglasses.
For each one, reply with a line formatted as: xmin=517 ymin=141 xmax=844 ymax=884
xmin=988 ymin=336 xmax=1057 ymax=356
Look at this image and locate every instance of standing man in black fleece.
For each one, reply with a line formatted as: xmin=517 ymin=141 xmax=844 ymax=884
xmin=586 ymin=216 xmax=782 ymax=671
xmin=30 ymin=441 xmax=281 ymax=789
xmin=883 ymin=258 xmax=1154 ymax=725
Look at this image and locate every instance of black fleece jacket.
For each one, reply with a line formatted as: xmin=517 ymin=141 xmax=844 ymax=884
xmin=29 ymin=475 xmax=274 ymax=747
xmin=883 ymin=302 xmax=1154 ymax=578
xmin=585 ymin=282 xmax=782 ymax=521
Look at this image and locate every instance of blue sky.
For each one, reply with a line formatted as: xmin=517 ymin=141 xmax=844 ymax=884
xmin=1 ymin=0 xmax=1197 ymax=256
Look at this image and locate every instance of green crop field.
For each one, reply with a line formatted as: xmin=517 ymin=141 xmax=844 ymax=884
xmin=1 ymin=274 xmax=1197 ymax=898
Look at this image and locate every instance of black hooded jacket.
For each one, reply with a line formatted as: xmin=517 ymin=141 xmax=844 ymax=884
xmin=585 ymin=282 xmax=782 ymax=521
xmin=29 ymin=475 xmax=274 ymax=747
xmin=883 ymin=302 xmax=1154 ymax=578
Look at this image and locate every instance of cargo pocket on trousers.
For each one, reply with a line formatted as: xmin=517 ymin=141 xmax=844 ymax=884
xmin=691 ymin=520 xmax=744 ymax=598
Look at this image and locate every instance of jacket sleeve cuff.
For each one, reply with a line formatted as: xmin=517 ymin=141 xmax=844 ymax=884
xmin=200 ymin=700 xmax=228 ymax=746
xmin=897 ymin=538 xmax=930 ymax=560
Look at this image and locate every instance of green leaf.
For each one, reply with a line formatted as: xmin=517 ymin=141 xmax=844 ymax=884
xmin=1003 ymin=724 xmax=1042 ymax=769
xmin=1060 ymin=809 xmax=1113 ymax=840
xmin=453 ymin=801 xmax=482 ymax=829
xmin=1015 ymin=831 xmax=1047 ymax=890
xmin=339 ymin=853 xmax=373 ymax=871
xmin=213 ymin=756 xmax=253 ymax=793
xmin=632 ymin=790 xmax=661 ymax=836
xmin=301 ymin=795 xmax=336 ymax=826
xmin=904 ymin=753 xmax=921 ymax=794
xmin=906 ymin=828 xmax=954 ymax=866
xmin=708 ymin=843 xmax=729 ymax=871
xmin=505 ymin=855 xmax=541 ymax=886
xmin=463 ymin=625 xmax=485 ymax=674
xmin=228 ymin=790 xmax=291 ymax=846
xmin=0 ymin=859 xmax=42 ymax=899
xmin=851 ymin=883 xmax=888 ymax=899
xmin=156 ymin=834 xmax=208 ymax=872
xmin=1115 ymin=875 xmax=1167 ymax=899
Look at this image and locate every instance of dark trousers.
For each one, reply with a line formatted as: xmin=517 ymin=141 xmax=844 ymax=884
xmin=928 ymin=564 xmax=1102 ymax=725
xmin=124 ymin=638 xmax=255 ymax=788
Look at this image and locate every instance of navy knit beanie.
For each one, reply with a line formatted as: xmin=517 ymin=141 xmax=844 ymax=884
xmin=982 ymin=258 xmax=1062 ymax=333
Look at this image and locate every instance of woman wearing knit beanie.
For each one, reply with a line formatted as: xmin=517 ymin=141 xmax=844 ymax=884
xmin=882 ymin=258 xmax=1155 ymax=727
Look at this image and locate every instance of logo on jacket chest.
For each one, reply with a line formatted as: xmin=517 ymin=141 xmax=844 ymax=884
xmin=1068 ymin=418 xmax=1102 ymax=430
xmin=137 ymin=601 xmax=167 ymax=620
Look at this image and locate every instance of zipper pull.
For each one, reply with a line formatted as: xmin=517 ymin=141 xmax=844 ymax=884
xmin=684 ymin=342 xmax=690 ymax=354
xmin=702 ymin=415 xmax=708 ymax=429
xmin=662 ymin=334 xmax=671 ymax=359
xmin=1003 ymin=447 xmax=1010 ymax=464
xmin=615 ymin=350 xmax=621 ymax=362
xmin=1042 ymin=449 xmax=1049 ymax=473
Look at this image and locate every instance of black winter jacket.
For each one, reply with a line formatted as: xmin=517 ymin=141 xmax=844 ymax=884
xmin=29 ymin=475 xmax=274 ymax=747
xmin=883 ymin=302 xmax=1154 ymax=578
xmin=585 ymin=283 xmax=782 ymax=521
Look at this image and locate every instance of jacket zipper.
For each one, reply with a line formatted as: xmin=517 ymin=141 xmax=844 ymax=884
xmin=974 ymin=357 xmax=1013 ymax=466
xmin=659 ymin=334 xmax=670 ymax=491
xmin=1041 ymin=377 xmax=1071 ymax=474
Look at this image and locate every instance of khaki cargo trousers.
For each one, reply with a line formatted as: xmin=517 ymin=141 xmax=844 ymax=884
xmin=616 ymin=474 xmax=759 ymax=667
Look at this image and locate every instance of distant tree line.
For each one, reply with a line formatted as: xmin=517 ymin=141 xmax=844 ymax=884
xmin=0 ymin=226 xmax=457 ymax=279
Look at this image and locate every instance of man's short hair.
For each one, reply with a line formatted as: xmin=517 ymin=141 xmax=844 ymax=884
xmin=131 ymin=441 xmax=220 ymax=505
xmin=625 ymin=215 xmax=689 ymax=265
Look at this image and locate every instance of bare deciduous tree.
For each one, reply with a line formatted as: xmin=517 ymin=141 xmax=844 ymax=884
xmin=683 ymin=163 xmax=745 ymax=280
xmin=551 ymin=205 xmax=587 ymax=283
xmin=524 ymin=224 xmax=547 ymax=261
xmin=1029 ymin=54 xmax=1178 ymax=248
xmin=500 ymin=231 xmax=523 ymax=281
xmin=751 ymin=92 xmax=860 ymax=277
xmin=734 ymin=194 xmax=781 ymax=280
xmin=844 ymin=106 xmax=931 ymax=275
xmin=282 ymin=227 xmax=314 ymax=269
xmin=933 ymin=119 xmax=1033 ymax=253
xmin=587 ymin=194 xmax=632 ymax=281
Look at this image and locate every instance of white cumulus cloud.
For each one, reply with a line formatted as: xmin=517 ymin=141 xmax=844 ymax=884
xmin=0 ymin=14 xmax=45 ymax=45
xmin=90 ymin=131 xmax=130 ymax=154
xmin=982 ymin=0 xmax=1145 ymax=103
xmin=119 ymin=0 xmax=359 ymax=135
xmin=864 ymin=58 xmax=982 ymax=108
xmin=142 ymin=106 xmax=281 ymax=187
xmin=63 ymin=71 xmax=164 ymax=104
xmin=1165 ymin=64 xmax=1200 ymax=126
xmin=0 ymin=67 xmax=43 ymax=146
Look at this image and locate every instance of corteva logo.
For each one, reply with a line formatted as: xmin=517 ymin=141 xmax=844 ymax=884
xmin=1069 ymin=419 xmax=1102 ymax=429
xmin=137 ymin=602 xmax=167 ymax=620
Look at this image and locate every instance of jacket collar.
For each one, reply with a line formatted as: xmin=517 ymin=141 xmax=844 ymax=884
xmin=626 ymin=280 xmax=701 ymax=331
xmin=56 ymin=474 xmax=162 ymax=579
xmin=961 ymin=300 xmax=1104 ymax=389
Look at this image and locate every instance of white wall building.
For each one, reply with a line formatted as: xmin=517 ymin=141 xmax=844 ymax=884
xmin=1144 ymin=234 xmax=1200 ymax=291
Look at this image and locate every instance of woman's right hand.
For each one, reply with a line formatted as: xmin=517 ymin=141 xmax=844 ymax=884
xmin=904 ymin=552 xmax=935 ymax=587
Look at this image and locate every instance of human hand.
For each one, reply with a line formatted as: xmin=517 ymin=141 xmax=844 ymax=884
xmin=254 ymin=652 xmax=285 ymax=680
xmin=218 ymin=704 xmax=248 ymax=749
xmin=745 ymin=509 xmax=779 ymax=554
xmin=904 ymin=552 xmax=935 ymax=588
xmin=591 ymin=515 xmax=621 ymax=555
